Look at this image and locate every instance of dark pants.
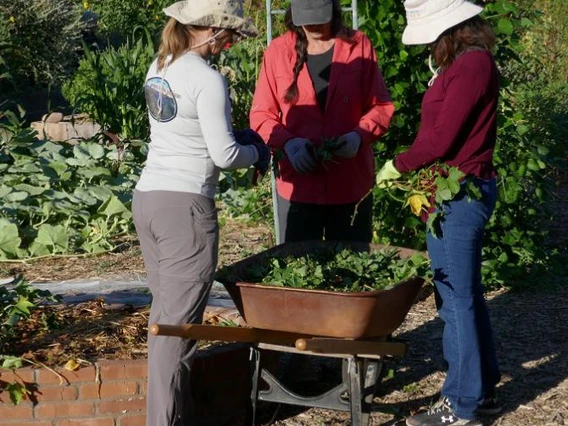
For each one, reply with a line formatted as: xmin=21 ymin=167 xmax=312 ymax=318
xmin=133 ymin=190 xmax=219 ymax=426
xmin=277 ymin=194 xmax=373 ymax=243
xmin=427 ymin=178 xmax=500 ymax=420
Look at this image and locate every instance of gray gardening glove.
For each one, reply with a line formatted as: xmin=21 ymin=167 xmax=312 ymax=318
xmin=284 ymin=137 xmax=317 ymax=174
xmin=334 ymin=131 xmax=361 ymax=159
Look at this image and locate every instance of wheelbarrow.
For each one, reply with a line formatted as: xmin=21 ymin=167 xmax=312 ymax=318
xmin=151 ymin=241 xmax=425 ymax=426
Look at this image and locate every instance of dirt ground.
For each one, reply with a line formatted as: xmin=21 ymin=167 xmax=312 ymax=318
xmin=1 ymin=193 xmax=567 ymax=425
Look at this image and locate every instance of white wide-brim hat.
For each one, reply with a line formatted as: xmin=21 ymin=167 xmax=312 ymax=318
xmin=402 ymin=0 xmax=484 ymax=45
xmin=164 ymin=0 xmax=258 ymax=39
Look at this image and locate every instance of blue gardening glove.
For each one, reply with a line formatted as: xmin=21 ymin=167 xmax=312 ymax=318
xmin=284 ymin=137 xmax=317 ymax=174
xmin=334 ymin=131 xmax=361 ymax=159
xmin=376 ymin=159 xmax=401 ymax=188
xmin=234 ymin=128 xmax=263 ymax=146
xmin=234 ymin=128 xmax=270 ymax=176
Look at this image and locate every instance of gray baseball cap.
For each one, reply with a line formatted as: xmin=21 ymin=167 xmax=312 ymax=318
xmin=291 ymin=0 xmax=333 ymax=26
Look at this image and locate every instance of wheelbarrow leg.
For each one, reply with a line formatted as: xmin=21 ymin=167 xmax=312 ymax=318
xmin=248 ymin=347 xmax=261 ymax=426
xmin=346 ymin=356 xmax=381 ymax=426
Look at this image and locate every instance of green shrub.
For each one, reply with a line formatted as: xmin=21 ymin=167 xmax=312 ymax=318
xmin=359 ymin=0 xmax=566 ymax=287
xmin=86 ymin=0 xmax=169 ymax=43
xmin=0 ymin=0 xmax=83 ymax=95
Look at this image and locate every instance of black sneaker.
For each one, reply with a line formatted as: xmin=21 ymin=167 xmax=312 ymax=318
xmin=477 ymin=395 xmax=502 ymax=415
xmin=406 ymin=397 xmax=482 ymax=426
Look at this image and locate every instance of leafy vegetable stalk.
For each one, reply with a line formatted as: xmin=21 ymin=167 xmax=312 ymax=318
xmin=380 ymin=164 xmax=482 ymax=236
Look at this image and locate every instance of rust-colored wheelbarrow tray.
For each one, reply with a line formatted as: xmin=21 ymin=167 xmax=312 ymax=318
xmin=216 ymin=241 xmax=425 ymax=339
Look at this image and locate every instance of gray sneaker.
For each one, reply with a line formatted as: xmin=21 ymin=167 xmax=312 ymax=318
xmin=406 ymin=397 xmax=482 ymax=426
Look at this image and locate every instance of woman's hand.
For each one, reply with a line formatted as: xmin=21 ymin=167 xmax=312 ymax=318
xmin=234 ymin=128 xmax=270 ymax=176
xmin=376 ymin=159 xmax=402 ymax=188
xmin=284 ymin=138 xmax=317 ymax=174
xmin=334 ymin=131 xmax=361 ymax=159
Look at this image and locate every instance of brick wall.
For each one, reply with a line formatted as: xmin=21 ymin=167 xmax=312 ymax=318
xmin=0 ymin=344 xmax=254 ymax=426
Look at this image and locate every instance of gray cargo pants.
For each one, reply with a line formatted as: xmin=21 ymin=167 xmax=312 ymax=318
xmin=132 ymin=190 xmax=219 ymax=426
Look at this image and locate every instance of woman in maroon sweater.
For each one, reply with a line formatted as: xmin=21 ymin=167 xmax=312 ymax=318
xmin=377 ymin=1 xmax=501 ymax=426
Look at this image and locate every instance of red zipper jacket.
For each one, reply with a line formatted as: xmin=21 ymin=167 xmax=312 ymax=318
xmin=250 ymin=30 xmax=394 ymax=204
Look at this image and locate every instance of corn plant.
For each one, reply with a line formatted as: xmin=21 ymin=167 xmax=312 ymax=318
xmin=62 ymin=28 xmax=155 ymax=141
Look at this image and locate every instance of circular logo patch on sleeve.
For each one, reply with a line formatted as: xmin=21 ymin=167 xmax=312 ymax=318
xmin=145 ymin=77 xmax=178 ymax=122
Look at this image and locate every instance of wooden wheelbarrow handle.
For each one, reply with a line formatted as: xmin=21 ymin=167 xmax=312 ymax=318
xmin=295 ymin=338 xmax=407 ymax=357
xmin=149 ymin=323 xmax=307 ymax=345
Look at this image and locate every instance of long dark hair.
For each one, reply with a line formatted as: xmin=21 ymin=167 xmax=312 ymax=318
xmin=431 ymin=15 xmax=496 ymax=70
xmin=283 ymin=0 xmax=354 ymax=104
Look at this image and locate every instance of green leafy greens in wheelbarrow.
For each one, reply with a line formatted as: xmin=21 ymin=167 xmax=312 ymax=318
xmin=233 ymin=245 xmax=431 ymax=292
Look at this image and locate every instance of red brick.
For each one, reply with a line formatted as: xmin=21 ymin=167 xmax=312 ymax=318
xmin=35 ymin=401 xmax=95 ymax=418
xmin=98 ymin=397 xmax=145 ymax=414
xmin=98 ymin=362 xmax=127 ymax=381
xmin=34 ymin=385 xmax=78 ymax=402
xmin=118 ymin=414 xmax=146 ymax=426
xmin=57 ymin=418 xmax=115 ymax=426
xmin=0 ymin=421 xmax=52 ymax=426
xmin=36 ymin=366 xmax=96 ymax=385
xmin=0 ymin=403 xmax=33 ymax=420
xmin=80 ymin=382 xmax=138 ymax=399
xmin=124 ymin=360 xmax=147 ymax=379
xmin=0 ymin=367 xmax=35 ymax=383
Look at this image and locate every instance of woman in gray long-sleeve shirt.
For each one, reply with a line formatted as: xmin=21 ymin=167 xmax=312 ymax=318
xmin=132 ymin=1 xmax=266 ymax=425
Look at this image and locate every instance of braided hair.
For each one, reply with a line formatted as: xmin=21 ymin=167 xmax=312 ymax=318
xmin=283 ymin=0 xmax=354 ymax=104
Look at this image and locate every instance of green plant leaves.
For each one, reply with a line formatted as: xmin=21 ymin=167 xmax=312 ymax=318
xmin=30 ymin=224 xmax=70 ymax=256
xmin=0 ymin=220 xmax=21 ymax=259
xmin=4 ymin=381 xmax=29 ymax=405
xmin=1 ymin=278 xmax=59 ymax=405
xmin=235 ymin=245 xmax=431 ymax=292
xmin=0 ymin=356 xmax=23 ymax=370
xmin=61 ymin=29 xmax=155 ymax=140
xmin=98 ymin=195 xmax=131 ymax=218
xmin=497 ymin=18 xmax=515 ymax=35
xmin=0 ymin=0 xmax=83 ymax=94
xmin=0 ymin=111 xmax=141 ymax=259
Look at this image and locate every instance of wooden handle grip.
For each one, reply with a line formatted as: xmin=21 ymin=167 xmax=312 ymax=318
xmin=295 ymin=338 xmax=407 ymax=357
xmin=149 ymin=324 xmax=193 ymax=338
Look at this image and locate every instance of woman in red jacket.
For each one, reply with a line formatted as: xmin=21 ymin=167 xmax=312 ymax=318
xmin=377 ymin=1 xmax=501 ymax=425
xmin=250 ymin=0 xmax=394 ymax=243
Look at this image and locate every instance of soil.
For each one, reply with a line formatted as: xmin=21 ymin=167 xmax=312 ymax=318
xmin=0 ymin=218 xmax=273 ymax=365
xmin=1 ymin=183 xmax=568 ymax=426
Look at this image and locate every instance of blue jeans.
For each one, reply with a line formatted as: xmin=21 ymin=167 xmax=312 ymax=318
xmin=426 ymin=178 xmax=500 ymax=420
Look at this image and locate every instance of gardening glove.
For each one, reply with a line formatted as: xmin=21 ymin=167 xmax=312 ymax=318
xmin=376 ymin=159 xmax=401 ymax=188
xmin=252 ymin=143 xmax=270 ymax=177
xmin=234 ymin=128 xmax=271 ymax=177
xmin=283 ymin=137 xmax=317 ymax=174
xmin=334 ymin=131 xmax=361 ymax=159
